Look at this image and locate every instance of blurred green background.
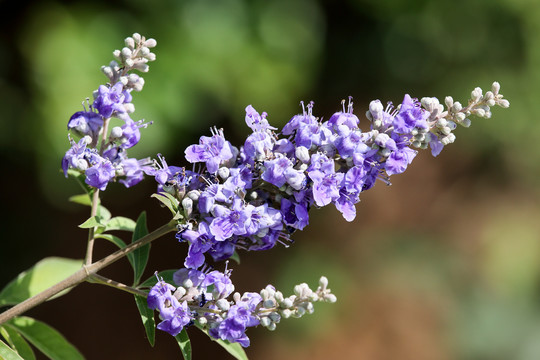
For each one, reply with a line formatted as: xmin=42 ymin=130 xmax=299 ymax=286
xmin=0 ymin=0 xmax=537 ymax=359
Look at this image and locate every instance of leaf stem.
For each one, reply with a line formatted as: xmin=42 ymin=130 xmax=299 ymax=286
xmin=84 ymin=189 xmax=101 ymax=266
xmin=0 ymin=220 xmax=177 ymax=326
xmin=87 ymin=274 xmax=148 ymax=297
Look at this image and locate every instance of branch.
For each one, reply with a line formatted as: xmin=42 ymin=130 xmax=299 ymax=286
xmin=0 ymin=220 xmax=177 ymax=325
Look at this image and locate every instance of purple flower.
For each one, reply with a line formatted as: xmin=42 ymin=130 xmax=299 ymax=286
xmin=245 ymin=105 xmax=276 ymax=132
xmin=85 ymin=158 xmax=116 ymax=190
xmin=209 ymin=200 xmax=249 ymax=241
xmin=184 ymin=130 xmax=234 ymax=174
xmin=209 ymin=305 xmax=255 ymax=347
xmin=309 ymin=169 xmax=343 ymax=207
xmin=67 ymin=111 xmax=103 ymax=139
xmin=156 ymin=300 xmax=192 ymax=336
xmin=173 ymin=268 xmax=206 ymax=288
xmin=62 ymin=137 xmax=90 ymax=176
xmin=147 ymin=280 xmax=176 ymax=311
xmin=92 ymin=82 xmax=129 ymax=118
xmin=393 ymin=95 xmax=427 ymax=134
xmin=177 ymin=222 xmax=214 ymax=269
xmin=261 ymin=154 xmax=293 ymax=188
xmin=201 ymin=270 xmax=235 ymax=299
xmin=120 ymin=118 xmax=142 ymax=148
xmin=280 ymin=197 xmax=309 ymax=231
xmin=209 ymin=241 xmax=236 ymax=262
xmin=385 ymin=147 xmax=417 ymax=176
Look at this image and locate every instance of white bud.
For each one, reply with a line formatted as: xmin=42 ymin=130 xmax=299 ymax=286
xmin=144 ymin=38 xmax=157 ymax=48
xmin=324 ymin=294 xmax=337 ymax=303
xmin=125 ymin=58 xmax=135 ymax=68
xmin=281 ymin=309 xmax=292 ymax=318
xmin=216 ymin=299 xmax=230 ymax=311
xmin=499 ymin=99 xmax=510 ymax=108
xmin=110 ymin=126 xmax=123 ymax=138
xmin=444 ymin=96 xmax=454 ymax=108
xmin=260 ymin=317 xmax=271 ymax=327
xmin=121 ymin=47 xmax=133 ymax=59
xmin=112 ymin=49 xmax=121 ymax=60
xmin=124 ymin=37 xmax=135 ymax=49
xmin=486 ymin=99 xmax=496 ymax=107
xmin=140 ymin=46 xmax=150 ymax=57
xmin=305 ymin=302 xmax=315 ymax=314
xmin=217 ymin=167 xmax=230 ymax=180
xmin=274 ymin=291 xmax=284 ymax=303
xmin=187 ymin=190 xmax=200 ymax=201
xmin=491 ymin=82 xmax=500 ymax=94
xmin=295 ymin=146 xmax=310 ymax=163
xmin=459 ymin=118 xmax=471 ymax=127
xmin=281 ymin=298 xmax=293 ymax=309
xmin=455 ymin=112 xmax=466 ymax=121
xmin=101 ymin=65 xmax=113 ymax=78
xmin=471 ymin=87 xmax=483 ymax=102
xmin=182 ymin=279 xmax=193 ymax=289
xmin=145 ymin=52 xmax=156 ymax=62
xmin=182 ymin=198 xmax=193 ymax=217
xmin=319 ymin=276 xmax=328 ymax=289
xmin=441 ymin=126 xmax=451 ymax=136
xmin=267 ymin=322 xmax=277 ymax=331
xmin=233 ymin=292 xmax=241 ymax=303
xmin=173 ymin=287 xmax=186 ymax=299
xmin=473 ymin=108 xmax=486 ymax=117
xmin=263 ymin=299 xmax=276 ymax=308
xmin=132 ymin=33 xmax=142 ymax=42
xmin=436 ymin=118 xmax=448 ymax=128
xmin=124 ymin=103 xmax=135 ymax=113
xmin=452 ymin=101 xmax=463 ymax=112
xmin=198 ymin=317 xmax=207 ymax=326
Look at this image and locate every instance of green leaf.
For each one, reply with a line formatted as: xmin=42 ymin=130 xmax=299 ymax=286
xmin=131 ymin=212 xmax=150 ymax=286
xmin=151 ymin=192 xmax=180 ymax=215
xmin=78 ymin=215 xmax=104 ymax=229
xmin=103 ymin=216 xmax=136 ymax=232
xmin=68 ymin=194 xmax=91 ymax=206
xmin=138 ymin=270 xmax=177 ymax=289
xmin=0 ymin=326 xmax=36 ymax=360
xmin=213 ymin=338 xmax=248 ymax=360
xmin=134 ymin=295 xmax=155 ymax=347
xmin=0 ymin=339 xmax=25 ymax=360
xmin=7 ymin=317 xmax=84 ymax=360
xmin=0 ymin=257 xmax=83 ymax=306
xmin=96 ymin=205 xmax=111 ymax=223
xmin=229 ymin=251 xmax=241 ymax=265
xmin=175 ymin=329 xmax=192 ymax=360
xmin=195 ymin=324 xmax=248 ymax=360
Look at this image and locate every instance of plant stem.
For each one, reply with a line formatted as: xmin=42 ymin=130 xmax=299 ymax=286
xmin=88 ymin=274 xmax=148 ymax=297
xmin=0 ymin=220 xmax=176 ymax=325
xmin=84 ymin=189 xmax=101 ymax=266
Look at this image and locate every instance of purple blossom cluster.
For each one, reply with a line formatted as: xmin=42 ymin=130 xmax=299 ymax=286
xmin=148 ymin=83 xmax=509 ymax=345
xmin=62 ymin=33 xmax=157 ymax=191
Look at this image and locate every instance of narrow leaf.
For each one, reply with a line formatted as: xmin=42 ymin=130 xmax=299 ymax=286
xmin=138 ymin=270 xmax=177 ymax=289
xmin=131 ymin=212 xmax=150 ymax=286
xmin=0 ymin=257 xmax=83 ymax=306
xmin=175 ymin=329 xmax=192 ymax=360
xmin=1 ymin=326 xmax=36 ymax=360
xmin=134 ymin=295 xmax=155 ymax=347
xmin=195 ymin=324 xmax=248 ymax=360
xmin=68 ymin=194 xmax=91 ymax=206
xmin=229 ymin=251 xmax=241 ymax=265
xmin=151 ymin=193 xmax=179 ymax=216
xmin=7 ymin=317 xmax=84 ymax=360
xmin=78 ymin=216 xmax=104 ymax=229
xmin=97 ymin=205 xmax=111 ymax=223
xmin=0 ymin=339 xmax=24 ymax=360
xmin=103 ymin=216 xmax=136 ymax=232
xmin=213 ymin=338 xmax=248 ymax=360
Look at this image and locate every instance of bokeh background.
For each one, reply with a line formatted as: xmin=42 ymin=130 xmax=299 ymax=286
xmin=0 ymin=0 xmax=537 ymax=359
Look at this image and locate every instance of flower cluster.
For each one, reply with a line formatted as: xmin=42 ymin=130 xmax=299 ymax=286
xmin=62 ymin=33 xmax=157 ymax=190
xmin=147 ymin=83 xmax=508 ymax=345
xmin=147 ymin=268 xmax=336 ymax=347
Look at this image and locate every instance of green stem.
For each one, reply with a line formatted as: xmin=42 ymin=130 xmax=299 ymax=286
xmin=0 ymin=220 xmax=177 ymax=326
xmin=84 ymin=189 xmax=101 ymax=266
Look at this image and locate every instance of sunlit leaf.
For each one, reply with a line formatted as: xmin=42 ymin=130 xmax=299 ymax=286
xmin=7 ymin=317 xmax=84 ymax=360
xmin=103 ymin=216 xmax=136 ymax=232
xmin=0 ymin=326 xmax=36 ymax=360
xmin=131 ymin=212 xmax=150 ymax=286
xmin=175 ymin=329 xmax=192 ymax=360
xmin=134 ymin=295 xmax=155 ymax=347
xmin=0 ymin=339 xmax=24 ymax=360
xmin=78 ymin=215 xmax=104 ymax=229
xmin=0 ymin=257 xmax=83 ymax=306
